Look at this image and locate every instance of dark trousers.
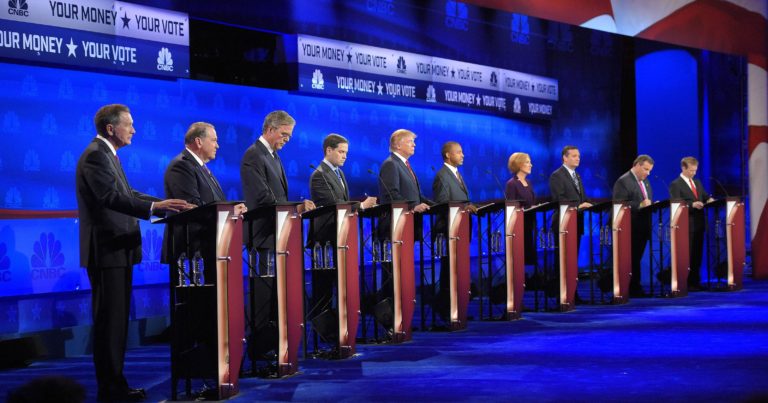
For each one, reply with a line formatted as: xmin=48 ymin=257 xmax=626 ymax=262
xmin=88 ymin=266 xmax=132 ymax=395
xmin=630 ymin=227 xmax=651 ymax=291
xmin=248 ymin=248 xmax=278 ymax=358
xmin=689 ymin=229 xmax=705 ymax=285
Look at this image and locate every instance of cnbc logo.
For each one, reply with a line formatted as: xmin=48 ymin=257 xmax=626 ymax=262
xmin=426 ymin=85 xmax=436 ymax=103
xmin=157 ymin=47 xmax=174 ymax=72
xmin=396 ymin=56 xmax=406 ymax=74
xmin=8 ymin=0 xmax=29 ymax=17
xmin=311 ymin=69 xmax=324 ymax=90
xmin=490 ymin=72 xmax=498 ymax=88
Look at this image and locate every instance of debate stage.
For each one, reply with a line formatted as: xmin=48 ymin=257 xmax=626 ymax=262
xmin=3 ymin=278 xmax=767 ymax=401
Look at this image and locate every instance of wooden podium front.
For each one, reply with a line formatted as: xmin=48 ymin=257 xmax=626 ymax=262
xmin=611 ymin=202 xmax=632 ymax=304
xmin=274 ymin=204 xmax=304 ymax=375
xmin=156 ymin=202 xmax=245 ymax=400
xmin=557 ymin=203 xmax=578 ymax=311
xmin=390 ymin=202 xmax=416 ymax=342
xmin=301 ymin=202 xmax=360 ymax=357
xmin=504 ymin=201 xmax=524 ymax=319
xmin=669 ymin=200 xmax=690 ymax=297
xmin=445 ymin=202 xmax=471 ymax=330
xmin=724 ymin=198 xmax=745 ymax=290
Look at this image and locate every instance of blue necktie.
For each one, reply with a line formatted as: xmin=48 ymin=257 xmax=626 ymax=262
xmin=334 ymin=168 xmax=344 ymax=187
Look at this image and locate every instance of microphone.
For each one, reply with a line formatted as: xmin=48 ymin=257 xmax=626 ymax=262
xmin=485 ymin=168 xmax=504 ymax=189
xmin=709 ymin=176 xmax=730 ymax=198
xmin=369 ymin=168 xmax=395 ymax=203
xmin=310 ymin=163 xmax=336 ymax=203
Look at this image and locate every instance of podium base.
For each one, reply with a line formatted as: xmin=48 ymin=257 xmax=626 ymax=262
xmin=506 ymin=311 xmax=522 ymax=321
xmin=612 ymin=296 xmax=629 ymax=305
xmin=559 ymin=302 xmax=575 ymax=312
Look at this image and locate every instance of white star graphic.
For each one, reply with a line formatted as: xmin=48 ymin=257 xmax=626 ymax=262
xmin=66 ymin=38 xmax=78 ymax=57
xmin=377 ymin=82 xmax=383 ymax=95
xmin=476 ymin=94 xmax=481 ymax=105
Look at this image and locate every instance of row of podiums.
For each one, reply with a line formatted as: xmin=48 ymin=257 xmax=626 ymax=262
xmin=156 ymin=197 xmax=745 ymax=400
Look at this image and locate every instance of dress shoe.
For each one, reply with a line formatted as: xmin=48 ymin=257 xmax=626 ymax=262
xmin=97 ymin=387 xmax=146 ymax=402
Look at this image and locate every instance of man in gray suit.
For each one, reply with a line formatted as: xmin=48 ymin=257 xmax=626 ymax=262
xmin=613 ymin=154 xmax=655 ymax=297
xmin=76 ymin=104 xmax=192 ymax=401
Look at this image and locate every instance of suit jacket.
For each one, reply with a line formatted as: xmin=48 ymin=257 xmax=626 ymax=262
xmin=308 ymin=162 xmax=350 ymax=246
xmin=161 ymin=149 xmax=226 ymax=263
xmin=549 ymin=166 xmax=585 ymax=204
xmin=378 ymin=152 xmax=432 ymax=206
xmin=669 ymin=176 xmax=709 ymax=233
xmin=431 ymin=165 xmax=470 ymax=236
xmin=76 ymin=139 xmax=158 ymax=269
xmin=241 ymin=141 xmax=288 ymax=249
xmin=549 ymin=166 xmax=586 ymax=236
xmin=378 ymin=153 xmax=433 ymax=239
xmin=613 ymin=170 xmax=653 ymax=232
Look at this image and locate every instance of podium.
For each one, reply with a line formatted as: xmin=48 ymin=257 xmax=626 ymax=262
xmin=504 ymin=201 xmax=525 ymax=319
xmin=522 ymin=201 xmax=557 ymax=312
xmin=704 ymin=197 xmax=745 ymax=290
xmin=668 ymin=200 xmax=690 ymax=297
xmin=359 ymin=202 xmax=415 ymax=343
xmin=156 ymin=202 xmax=245 ymax=400
xmin=418 ymin=202 xmax=471 ymax=330
xmin=556 ymin=202 xmax=579 ymax=311
xmin=611 ymin=202 xmax=632 ymax=304
xmin=243 ymin=203 xmax=304 ymax=377
xmin=301 ymin=202 xmax=360 ymax=357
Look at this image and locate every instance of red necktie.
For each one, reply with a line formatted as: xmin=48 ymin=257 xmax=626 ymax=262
xmin=405 ymin=160 xmax=416 ymax=181
xmin=688 ymin=178 xmax=698 ymax=199
xmin=638 ymin=180 xmax=647 ymax=199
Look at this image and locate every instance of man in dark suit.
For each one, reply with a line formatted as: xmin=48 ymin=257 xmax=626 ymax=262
xmin=669 ymin=156 xmax=713 ymax=291
xmin=431 ymin=141 xmax=476 ymax=321
xmin=549 ymin=146 xmax=593 ymax=302
xmin=76 ymin=104 xmax=192 ymax=402
xmin=309 ymin=133 xmax=376 ymax=246
xmin=240 ymin=110 xmax=314 ymax=361
xmin=307 ymin=134 xmax=376 ymax=332
xmin=613 ymin=154 xmax=655 ymax=297
xmin=241 ymin=110 xmax=315 ymax=265
xmin=162 ymin=122 xmax=246 ymax=271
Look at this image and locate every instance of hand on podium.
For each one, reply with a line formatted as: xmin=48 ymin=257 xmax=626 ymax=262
xmin=578 ymin=201 xmax=593 ymax=210
xmin=233 ymin=203 xmax=247 ymax=215
xmin=692 ymin=201 xmax=705 ymax=209
xmin=154 ymin=199 xmax=195 ymax=214
xmin=297 ymin=199 xmax=316 ymax=214
xmin=360 ymin=196 xmax=377 ymax=210
xmin=465 ymin=204 xmax=478 ymax=214
xmin=413 ymin=203 xmax=430 ymax=213
xmin=640 ymin=199 xmax=652 ymax=208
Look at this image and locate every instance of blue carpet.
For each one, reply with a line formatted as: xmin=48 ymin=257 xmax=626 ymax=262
xmin=3 ymin=280 xmax=768 ymax=402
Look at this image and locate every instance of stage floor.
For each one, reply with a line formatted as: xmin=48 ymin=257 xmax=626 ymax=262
xmin=3 ymin=279 xmax=768 ymax=402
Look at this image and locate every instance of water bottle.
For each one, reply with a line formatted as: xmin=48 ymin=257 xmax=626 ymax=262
xmin=176 ymin=252 xmax=187 ymax=287
xmin=265 ymin=249 xmax=275 ymax=277
xmin=313 ymin=242 xmax=323 ymax=270
xmin=383 ymin=239 xmax=392 ymax=262
xmin=324 ymin=241 xmax=334 ymax=269
xmin=547 ymin=230 xmax=555 ymax=250
xmin=714 ymin=219 xmax=723 ymax=239
xmin=249 ymin=248 xmax=258 ymax=278
xmin=192 ymin=251 xmax=203 ymax=286
xmin=537 ymin=229 xmax=545 ymax=249
xmin=195 ymin=252 xmax=205 ymax=285
xmin=493 ymin=230 xmax=502 ymax=252
xmin=435 ymin=233 xmax=444 ymax=257
xmin=605 ymin=225 xmax=612 ymax=246
xmin=372 ymin=239 xmax=381 ymax=262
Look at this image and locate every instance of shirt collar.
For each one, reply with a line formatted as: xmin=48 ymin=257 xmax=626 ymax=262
xmin=393 ymin=152 xmax=408 ymax=164
xmin=322 ymin=159 xmax=336 ymax=170
xmin=185 ymin=147 xmax=204 ymax=166
xmin=563 ymin=164 xmax=576 ymax=177
xmin=444 ymin=162 xmax=458 ymax=175
xmin=96 ymin=135 xmax=117 ymax=156
xmin=258 ymin=136 xmax=275 ymax=154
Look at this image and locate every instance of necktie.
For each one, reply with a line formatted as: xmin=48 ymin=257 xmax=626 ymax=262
xmin=639 ymin=180 xmax=648 ymax=199
xmin=571 ymin=171 xmax=579 ymax=189
xmin=204 ymin=164 xmax=225 ymax=200
xmin=405 ymin=160 xmax=417 ymax=181
xmin=334 ymin=168 xmax=344 ymax=188
xmin=688 ymin=178 xmax=699 ymax=199
xmin=456 ymin=170 xmax=466 ymax=190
